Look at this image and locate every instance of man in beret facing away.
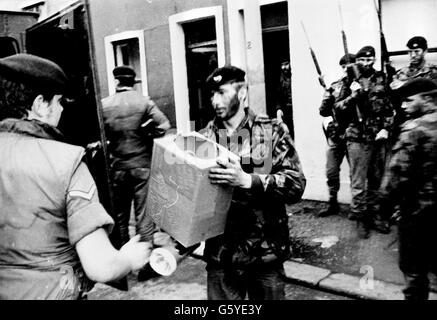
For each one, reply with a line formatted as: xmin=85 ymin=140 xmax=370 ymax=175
xmin=0 ymin=54 xmax=151 ymax=299
xmin=102 ymin=66 xmax=170 ymax=280
xmin=380 ymin=78 xmax=437 ymax=300
xmin=334 ymin=46 xmax=395 ymax=238
xmin=201 ymin=65 xmax=306 ymax=300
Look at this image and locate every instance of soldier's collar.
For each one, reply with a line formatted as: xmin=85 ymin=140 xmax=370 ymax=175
xmin=212 ymin=107 xmax=254 ymax=133
xmin=0 ymin=118 xmax=65 ymax=142
xmin=115 ymin=86 xmax=135 ymax=92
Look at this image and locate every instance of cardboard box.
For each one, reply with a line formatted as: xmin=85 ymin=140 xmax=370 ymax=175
xmin=146 ymin=132 xmax=237 ymax=247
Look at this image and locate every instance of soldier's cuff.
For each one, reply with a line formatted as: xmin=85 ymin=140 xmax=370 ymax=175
xmin=250 ymin=174 xmax=265 ymax=197
xmin=68 ymin=202 xmax=114 ymax=245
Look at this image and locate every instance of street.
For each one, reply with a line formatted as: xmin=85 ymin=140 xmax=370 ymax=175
xmin=88 ymin=255 xmax=351 ymax=300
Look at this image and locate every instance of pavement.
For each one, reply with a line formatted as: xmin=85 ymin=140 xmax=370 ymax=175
xmin=88 ymin=200 xmax=437 ymax=300
xmin=284 ymin=200 xmax=437 ymax=300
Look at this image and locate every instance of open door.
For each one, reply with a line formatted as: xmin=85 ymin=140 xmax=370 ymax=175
xmin=25 ymin=0 xmax=127 ymax=291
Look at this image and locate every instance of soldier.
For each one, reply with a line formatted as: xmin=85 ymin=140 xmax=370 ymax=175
xmin=201 ymin=66 xmax=306 ymax=300
xmin=380 ymin=78 xmax=437 ymax=300
xmin=276 ymin=60 xmax=293 ymax=138
xmin=335 ymin=46 xmax=394 ymax=238
xmin=0 ymin=54 xmax=151 ymax=299
xmin=390 ymin=36 xmax=437 ymax=141
xmin=390 ymin=36 xmax=437 ymax=90
xmin=102 ymin=66 xmax=170 ymax=281
xmin=318 ymin=53 xmax=355 ymax=217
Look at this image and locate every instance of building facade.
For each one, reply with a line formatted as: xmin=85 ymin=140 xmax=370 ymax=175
xmin=1 ymin=0 xmax=436 ymax=203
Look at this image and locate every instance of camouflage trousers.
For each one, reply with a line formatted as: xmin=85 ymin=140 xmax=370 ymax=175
xmin=325 ymin=140 xmax=348 ymax=201
xmin=346 ymin=140 xmax=389 ymax=220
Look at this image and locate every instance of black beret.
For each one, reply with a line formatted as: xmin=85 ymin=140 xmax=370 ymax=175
xmin=356 ymin=46 xmax=375 ymax=59
xmin=395 ymin=78 xmax=437 ymax=99
xmin=0 ymin=53 xmax=67 ymax=93
xmin=339 ymin=53 xmax=356 ymax=65
xmin=206 ymin=65 xmax=246 ymax=91
xmin=406 ymin=36 xmax=427 ymax=50
xmin=113 ymin=65 xmax=136 ymax=78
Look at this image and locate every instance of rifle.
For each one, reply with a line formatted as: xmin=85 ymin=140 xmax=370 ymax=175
xmin=301 ymin=21 xmax=337 ymax=145
xmin=373 ymin=0 xmax=396 ymax=85
xmin=338 ymin=1 xmax=365 ymax=128
xmin=300 ymin=21 xmax=328 ymax=90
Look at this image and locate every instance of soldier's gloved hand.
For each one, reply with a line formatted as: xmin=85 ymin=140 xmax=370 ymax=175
xmin=390 ymin=79 xmax=405 ymax=90
xmin=119 ymin=235 xmax=153 ymax=272
xmin=375 ymin=129 xmax=389 ymax=141
xmin=276 ymin=109 xmax=284 ymax=123
xmin=350 ymin=81 xmax=362 ymax=98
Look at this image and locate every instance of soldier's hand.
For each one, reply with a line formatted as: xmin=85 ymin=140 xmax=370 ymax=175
xmin=350 ymin=81 xmax=362 ymax=97
xmin=86 ymin=141 xmax=102 ymax=150
xmin=375 ymin=129 xmax=389 ymax=141
xmin=276 ymin=109 xmax=284 ymax=123
xmin=209 ymin=157 xmax=252 ymax=189
xmin=390 ymin=79 xmax=405 ymax=90
xmin=119 ymin=235 xmax=153 ymax=272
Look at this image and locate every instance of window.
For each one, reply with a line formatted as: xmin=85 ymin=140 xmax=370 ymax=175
xmin=104 ymin=31 xmax=147 ymax=96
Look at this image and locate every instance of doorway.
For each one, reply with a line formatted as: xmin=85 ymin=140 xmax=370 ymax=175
xmin=183 ymin=17 xmax=218 ymax=131
xmin=261 ymin=2 xmax=293 ymax=138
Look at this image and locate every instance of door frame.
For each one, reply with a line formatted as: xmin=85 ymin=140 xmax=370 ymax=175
xmin=104 ymin=30 xmax=148 ymax=96
xmin=169 ymin=6 xmax=225 ymax=134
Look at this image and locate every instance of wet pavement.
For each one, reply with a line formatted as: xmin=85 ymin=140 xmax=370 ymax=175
xmin=88 ymin=255 xmax=350 ymax=300
xmin=87 ymin=199 xmax=435 ymax=300
xmin=287 ymin=200 xmax=403 ymax=285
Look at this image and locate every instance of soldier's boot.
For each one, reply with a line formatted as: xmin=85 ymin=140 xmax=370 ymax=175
xmin=373 ymin=215 xmax=391 ymax=234
xmin=137 ymin=263 xmax=161 ymax=282
xmin=318 ymin=198 xmax=340 ymax=217
xmin=347 ymin=212 xmax=358 ymax=221
xmin=356 ymin=216 xmax=371 ymax=239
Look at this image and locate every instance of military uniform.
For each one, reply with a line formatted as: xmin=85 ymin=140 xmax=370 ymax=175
xmin=276 ymin=61 xmax=293 ymax=138
xmin=380 ymin=78 xmax=437 ymax=300
xmin=390 ymin=36 xmax=437 ymax=142
xmin=319 ymin=76 xmax=351 ymax=213
xmin=335 ymin=47 xmax=394 ymax=231
xmin=102 ymin=67 xmax=170 ymax=246
xmin=0 ymin=119 xmax=114 ymax=299
xmin=202 ymin=108 xmax=306 ymax=299
xmin=393 ymin=62 xmax=437 ymax=83
xmin=381 ymin=111 xmax=437 ymax=300
xmin=202 ymin=65 xmax=306 ymax=300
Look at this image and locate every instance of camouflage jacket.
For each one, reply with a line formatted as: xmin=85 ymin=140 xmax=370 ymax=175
xmin=334 ymin=69 xmax=394 ymax=143
xmin=380 ymin=110 xmax=437 ymax=218
xmin=200 ymin=108 xmax=306 ymax=269
xmin=319 ymin=76 xmax=352 ymax=144
xmin=393 ymin=61 xmax=437 ymax=82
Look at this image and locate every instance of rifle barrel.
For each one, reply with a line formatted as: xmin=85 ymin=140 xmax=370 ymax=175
xmin=301 ymin=20 xmax=327 ymax=89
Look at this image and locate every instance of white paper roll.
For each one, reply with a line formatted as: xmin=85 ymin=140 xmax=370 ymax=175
xmin=149 ymin=247 xmax=178 ymax=276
